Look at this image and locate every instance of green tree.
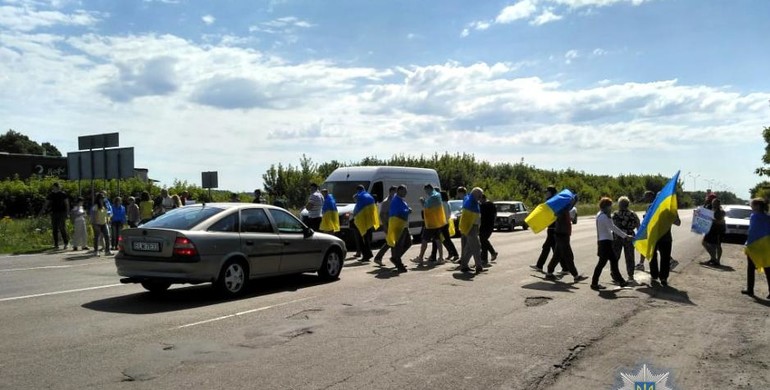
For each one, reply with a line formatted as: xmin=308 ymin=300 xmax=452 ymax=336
xmin=755 ymin=126 xmax=770 ymax=177
xmin=0 ymin=129 xmax=62 ymax=156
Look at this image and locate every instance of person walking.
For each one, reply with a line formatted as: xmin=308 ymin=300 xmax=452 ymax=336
xmin=532 ymin=186 xmax=557 ymax=272
xmin=635 ymin=191 xmax=656 ymax=272
xmin=742 ymin=198 xmax=770 ymax=299
xmin=479 ymin=193 xmax=498 ymax=266
xmin=413 ymin=184 xmax=446 ymax=266
xmin=40 ymin=182 xmax=70 ymax=249
xmin=703 ymin=198 xmax=726 ymax=266
xmin=305 ymin=183 xmax=324 ymax=232
xmin=319 ymin=188 xmax=340 ymax=234
xmin=545 ymin=195 xmax=587 ymax=283
xmin=387 ymin=185 xmax=411 ymax=273
xmin=612 ymin=196 xmax=640 ymax=283
xmin=374 ymin=186 xmax=398 ymax=266
xmin=110 ymin=197 xmax=126 ymax=251
xmin=430 ymin=191 xmax=459 ymax=262
xmin=69 ymin=197 xmax=89 ymax=251
xmin=126 ymin=196 xmax=140 ymax=228
xmin=458 ymin=187 xmax=485 ymax=274
xmin=647 ymin=196 xmax=682 ymax=287
xmin=90 ymin=193 xmax=112 ymax=256
xmin=454 ymin=186 xmax=468 ymax=262
xmin=352 ymin=185 xmax=379 ymax=262
xmin=591 ymin=197 xmax=631 ymax=290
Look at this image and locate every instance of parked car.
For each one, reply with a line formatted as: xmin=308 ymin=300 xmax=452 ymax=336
xmin=723 ymin=204 xmax=751 ymax=236
xmin=493 ymin=201 xmax=530 ymax=231
xmin=115 ymin=203 xmax=347 ymax=296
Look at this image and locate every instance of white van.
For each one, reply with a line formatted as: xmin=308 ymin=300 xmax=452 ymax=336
xmin=311 ymin=166 xmax=441 ymax=243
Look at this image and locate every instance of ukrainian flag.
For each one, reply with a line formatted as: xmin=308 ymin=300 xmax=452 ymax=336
xmin=423 ymin=191 xmax=447 ymax=229
xmin=525 ymin=189 xmax=576 ymax=234
xmin=353 ymin=190 xmax=380 ymax=236
xmin=320 ymin=194 xmax=340 ymax=232
xmin=745 ymin=212 xmax=770 ymax=272
xmin=387 ymin=196 xmax=410 ymax=247
xmin=634 ymin=171 xmax=680 ymax=259
xmin=459 ymin=194 xmax=480 ymax=236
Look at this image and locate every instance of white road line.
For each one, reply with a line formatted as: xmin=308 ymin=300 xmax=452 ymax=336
xmin=174 ymin=296 xmax=316 ymax=330
xmin=0 ymin=263 xmax=103 ymax=272
xmin=0 ymin=283 xmax=126 ymax=303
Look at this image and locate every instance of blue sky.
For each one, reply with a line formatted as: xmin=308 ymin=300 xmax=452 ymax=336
xmin=1 ymin=0 xmax=768 ymax=197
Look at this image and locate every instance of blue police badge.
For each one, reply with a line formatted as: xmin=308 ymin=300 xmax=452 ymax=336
xmin=616 ymin=364 xmax=674 ymax=390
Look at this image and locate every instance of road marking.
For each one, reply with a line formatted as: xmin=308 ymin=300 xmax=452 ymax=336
xmin=0 ymin=283 xmax=125 ymax=303
xmin=174 ymin=296 xmax=316 ymax=329
xmin=0 ymin=263 xmax=103 ymax=272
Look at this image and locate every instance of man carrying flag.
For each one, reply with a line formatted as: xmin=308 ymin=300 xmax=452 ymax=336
xmin=458 ymin=187 xmax=485 ymax=274
xmin=353 ymin=184 xmax=380 ymax=262
xmin=634 ymin=171 xmax=682 ymax=286
xmin=414 ymin=184 xmax=447 ymax=266
xmin=374 ymin=186 xmax=398 ymax=266
xmin=319 ymin=189 xmax=340 ymax=234
xmin=387 ymin=185 xmax=411 ymax=273
xmin=742 ymin=198 xmax=770 ymax=299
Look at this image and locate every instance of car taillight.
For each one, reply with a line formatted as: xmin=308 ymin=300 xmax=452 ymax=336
xmin=173 ymin=236 xmax=198 ymax=257
xmin=117 ymin=235 xmax=124 ymax=252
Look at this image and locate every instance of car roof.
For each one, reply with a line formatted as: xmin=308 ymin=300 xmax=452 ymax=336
xmin=182 ymin=203 xmax=287 ymax=211
xmin=494 ymin=201 xmax=523 ymax=204
xmin=722 ymin=204 xmax=751 ymax=210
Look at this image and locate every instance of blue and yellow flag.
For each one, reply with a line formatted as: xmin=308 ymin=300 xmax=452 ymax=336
xmin=634 ymin=171 xmax=680 ymax=259
xmin=319 ymin=194 xmax=340 ymax=233
xmin=525 ymin=189 xmax=575 ymax=234
xmin=459 ymin=194 xmax=480 ymax=236
xmin=387 ymin=195 xmax=410 ymax=247
xmin=423 ymin=190 xmax=447 ymax=229
xmin=353 ymin=190 xmax=380 ymax=236
xmin=745 ymin=212 xmax=770 ymax=272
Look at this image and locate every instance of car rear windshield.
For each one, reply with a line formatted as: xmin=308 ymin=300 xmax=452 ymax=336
xmin=323 ymin=181 xmax=371 ymax=204
xmin=448 ymin=200 xmax=462 ymax=212
xmin=495 ymin=204 xmax=515 ymax=213
xmin=726 ymin=208 xmax=752 ymax=219
xmin=140 ymin=206 xmax=226 ymax=230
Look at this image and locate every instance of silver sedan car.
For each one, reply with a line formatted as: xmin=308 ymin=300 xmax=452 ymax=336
xmin=115 ymin=203 xmax=346 ymax=296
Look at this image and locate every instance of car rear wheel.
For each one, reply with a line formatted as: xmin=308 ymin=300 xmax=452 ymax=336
xmin=216 ymin=259 xmax=249 ymax=297
xmin=318 ymin=249 xmax=343 ymax=281
xmin=522 ymin=222 xmax=529 ymax=230
xmin=141 ymin=281 xmax=171 ymax=294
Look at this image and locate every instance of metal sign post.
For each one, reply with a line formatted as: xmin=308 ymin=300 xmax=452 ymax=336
xmin=202 ymin=171 xmax=218 ymax=201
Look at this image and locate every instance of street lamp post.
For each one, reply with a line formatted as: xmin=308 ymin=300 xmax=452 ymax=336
xmin=687 ymin=172 xmax=700 ymax=192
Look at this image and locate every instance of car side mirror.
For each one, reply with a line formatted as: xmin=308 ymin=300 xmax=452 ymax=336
xmin=304 ymin=227 xmax=314 ymax=238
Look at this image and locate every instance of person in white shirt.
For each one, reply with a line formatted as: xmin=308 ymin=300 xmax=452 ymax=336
xmin=592 ymin=197 xmax=631 ymax=290
xmin=305 ymin=183 xmax=324 ymax=231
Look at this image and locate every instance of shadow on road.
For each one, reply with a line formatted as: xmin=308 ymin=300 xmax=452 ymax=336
xmin=597 ymin=289 xmax=639 ymax=300
xmin=521 ymin=277 xmax=579 ymax=293
xmin=81 ymin=274 xmax=332 ymax=315
xmin=636 ymin=283 xmax=697 ymax=306
xmin=64 ymin=254 xmax=98 ymax=261
xmin=698 ymin=262 xmax=736 ymax=272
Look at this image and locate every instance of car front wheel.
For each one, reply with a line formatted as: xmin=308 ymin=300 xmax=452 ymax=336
xmin=216 ymin=259 xmax=249 ymax=297
xmin=318 ymin=249 xmax=343 ymax=281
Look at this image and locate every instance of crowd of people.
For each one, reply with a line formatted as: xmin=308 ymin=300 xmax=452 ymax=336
xmin=39 ymin=181 xmax=770 ymax=299
xmin=39 ymin=183 xmax=191 ymax=256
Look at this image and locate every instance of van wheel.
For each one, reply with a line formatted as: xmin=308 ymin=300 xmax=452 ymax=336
xmin=522 ymin=222 xmax=529 ymax=230
xmin=318 ymin=249 xmax=343 ymax=281
xmin=216 ymin=259 xmax=249 ymax=297
xmin=141 ymin=281 xmax=171 ymax=294
xmin=509 ymin=221 xmax=516 ymax=231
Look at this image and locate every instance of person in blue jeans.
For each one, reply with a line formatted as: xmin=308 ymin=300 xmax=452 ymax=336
xmin=110 ymin=196 xmax=126 ymax=250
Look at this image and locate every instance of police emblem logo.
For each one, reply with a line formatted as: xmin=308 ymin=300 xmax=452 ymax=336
xmin=616 ymin=364 xmax=674 ymax=390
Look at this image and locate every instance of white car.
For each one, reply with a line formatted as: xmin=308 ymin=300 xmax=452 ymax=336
xmin=723 ymin=205 xmax=751 ymax=236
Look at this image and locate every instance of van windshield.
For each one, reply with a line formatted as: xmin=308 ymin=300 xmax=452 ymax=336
xmin=323 ymin=181 xmax=371 ymax=204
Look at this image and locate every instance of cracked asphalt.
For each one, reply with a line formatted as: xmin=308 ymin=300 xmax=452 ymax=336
xmin=1 ymin=210 xmax=768 ymax=389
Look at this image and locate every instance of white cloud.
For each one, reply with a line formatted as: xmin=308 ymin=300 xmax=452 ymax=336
xmin=531 ymin=8 xmax=563 ymax=25
xmin=201 ymin=14 xmax=215 ymax=25
xmin=495 ymin=0 xmax=539 ymax=24
xmin=0 ymin=5 xmax=103 ymax=31
xmin=592 ymin=48 xmax=608 ymax=56
xmin=249 ymin=16 xmax=314 ymax=34
xmin=564 ymin=49 xmax=578 ymax=64
xmin=464 ymin=0 xmax=656 ymax=31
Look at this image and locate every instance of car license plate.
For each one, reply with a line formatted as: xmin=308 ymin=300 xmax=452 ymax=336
xmin=132 ymin=241 xmax=160 ymax=252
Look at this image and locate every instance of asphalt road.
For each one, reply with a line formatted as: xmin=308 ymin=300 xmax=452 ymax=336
xmin=1 ymin=211 xmax=768 ymax=390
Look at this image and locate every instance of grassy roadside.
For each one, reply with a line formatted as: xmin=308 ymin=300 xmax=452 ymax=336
xmin=0 ymin=216 xmax=96 ymax=255
xmin=574 ymin=203 xmax=650 ymax=217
